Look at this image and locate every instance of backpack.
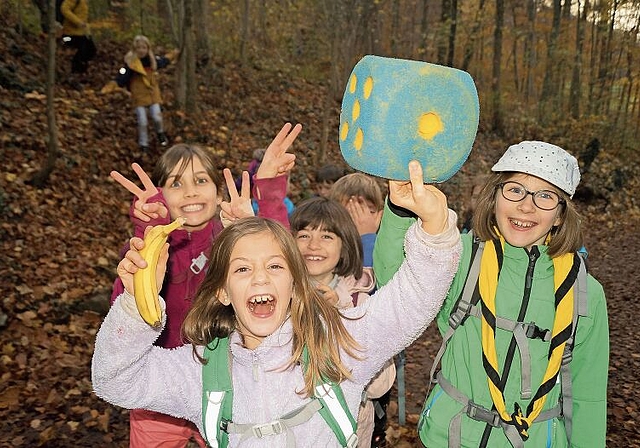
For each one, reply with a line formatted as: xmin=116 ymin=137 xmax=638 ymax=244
xmin=201 ymin=337 xmax=358 ymax=448
xmin=418 ymin=236 xmax=588 ymax=448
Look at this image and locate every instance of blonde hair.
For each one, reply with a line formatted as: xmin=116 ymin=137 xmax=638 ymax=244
xmin=182 ymin=217 xmax=361 ymax=397
xmin=472 ymin=172 xmax=584 ymax=257
xmin=328 ymin=172 xmax=385 ymax=212
xmin=131 ymin=35 xmax=157 ymax=71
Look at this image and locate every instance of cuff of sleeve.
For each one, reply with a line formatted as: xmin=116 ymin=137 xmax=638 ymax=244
xmin=413 ymin=209 xmax=460 ymax=248
xmin=252 ymin=176 xmax=288 ymax=200
xmin=387 ymin=197 xmax=417 ymax=218
xmin=118 ymin=291 xmax=166 ymax=323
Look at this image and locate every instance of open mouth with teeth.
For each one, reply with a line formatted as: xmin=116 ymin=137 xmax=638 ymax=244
xmin=182 ymin=204 xmax=204 ymax=213
xmin=509 ymin=218 xmax=536 ymax=229
xmin=247 ymin=294 xmax=276 ymax=317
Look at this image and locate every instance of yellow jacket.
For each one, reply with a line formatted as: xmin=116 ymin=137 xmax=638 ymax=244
xmin=124 ymin=52 xmax=163 ymax=108
xmin=61 ymin=0 xmax=89 ymax=36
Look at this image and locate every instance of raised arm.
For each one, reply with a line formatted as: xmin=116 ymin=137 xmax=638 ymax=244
xmin=347 ymin=161 xmax=461 ymax=384
xmin=110 ymin=162 xmax=169 ymax=226
xmin=253 ymin=123 xmax=303 ymax=227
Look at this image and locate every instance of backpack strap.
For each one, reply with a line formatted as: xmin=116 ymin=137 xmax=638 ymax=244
xmin=429 ymin=238 xmax=484 ymax=385
xmin=202 ymin=339 xmax=358 ymax=447
xmin=202 ymin=337 xmax=232 ymax=448
xmin=559 ymin=251 xmax=588 ymax=443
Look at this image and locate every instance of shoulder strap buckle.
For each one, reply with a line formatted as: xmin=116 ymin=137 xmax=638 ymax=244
xmin=346 ymin=433 xmax=359 ymax=448
xmin=524 ymin=322 xmax=551 ymax=341
xmin=466 ymin=400 xmax=501 ymax=427
xmin=449 ymin=299 xmax=472 ymax=329
xmin=251 ymin=420 xmax=284 ymax=438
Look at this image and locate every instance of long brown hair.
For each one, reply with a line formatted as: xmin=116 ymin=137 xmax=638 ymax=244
xmin=182 ymin=217 xmax=361 ymax=397
xmin=472 ymin=172 xmax=584 ymax=257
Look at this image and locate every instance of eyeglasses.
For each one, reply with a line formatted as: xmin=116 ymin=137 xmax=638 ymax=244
xmin=497 ymin=181 xmax=565 ymax=211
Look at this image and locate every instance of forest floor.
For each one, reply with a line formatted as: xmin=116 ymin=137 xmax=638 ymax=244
xmin=1 ymin=28 xmax=639 ymax=447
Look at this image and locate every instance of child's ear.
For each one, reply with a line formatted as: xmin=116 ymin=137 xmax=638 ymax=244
xmin=217 ymin=290 xmax=230 ymax=306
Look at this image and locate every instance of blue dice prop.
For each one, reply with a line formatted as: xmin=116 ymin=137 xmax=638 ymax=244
xmin=339 ymin=55 xmax=479 ymax=182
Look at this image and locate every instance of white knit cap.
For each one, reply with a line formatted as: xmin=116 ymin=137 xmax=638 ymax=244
xmin=491 ymin=141 xmax=581 ymax=197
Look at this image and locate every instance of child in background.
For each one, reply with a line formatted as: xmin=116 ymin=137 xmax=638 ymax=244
xmin=92 ymin=161 xmax=461 ymax=447
xmin=328 ymin=173 xmax=391 ymax=447
xmin=60 ymin=0 xmax=96 ymax=76
xmin=116 ymin=35 xmax=171 ymax=151
xmin=374 ymin=142 xmax=609 ymax=447
xmin=315 ymin=163 xmax=346 ymax=197
xmin=108 ymin=123 xmax=301 ymax=448
xmin=236 ymin=147 xmax=296 ymax=217
xmin=290 ymin=196 xmax=396 ymax=447
xmin=329 ymin=172 xmax=385 ymax=266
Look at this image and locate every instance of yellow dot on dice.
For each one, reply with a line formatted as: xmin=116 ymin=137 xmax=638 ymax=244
xmin=354 ymin=128 xmax=364 ymax=151
xmin=349 ymin=74 xmax=357 ymax=94
xmin=340 ymin=122 xmax=349 ymax=141
xmin=352 ymin=100 xmax=360 ymax=122
xmin=417 ymin=112 xmax=443 ymax=140
xmin=363 ymin=77 xmax=373 ymax=99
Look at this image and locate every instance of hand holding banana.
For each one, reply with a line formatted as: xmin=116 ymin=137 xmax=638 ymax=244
xmin=117 ymin=217 xmax=185 ymax=327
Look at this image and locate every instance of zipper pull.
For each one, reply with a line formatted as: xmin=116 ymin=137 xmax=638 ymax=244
xmin=252 ymin=353 xmax=259 ymax=381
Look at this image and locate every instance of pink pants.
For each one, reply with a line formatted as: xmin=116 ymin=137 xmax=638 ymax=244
xmin=129 ymin=408 xmax=207 ymax=448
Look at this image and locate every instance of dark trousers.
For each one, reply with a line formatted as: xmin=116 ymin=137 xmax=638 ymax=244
xmin=63 ymin=35 xmax=96 ymax=73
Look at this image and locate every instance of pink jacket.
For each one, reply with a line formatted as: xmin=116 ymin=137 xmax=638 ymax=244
xmin=110 ymin=190 xmax=223 ymax=348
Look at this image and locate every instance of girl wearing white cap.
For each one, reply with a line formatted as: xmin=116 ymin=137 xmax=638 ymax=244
xmin=374 ymin=141 xmax=608 ymax=447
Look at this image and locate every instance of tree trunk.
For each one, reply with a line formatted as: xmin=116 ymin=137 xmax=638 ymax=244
xmin=182 ymin=0 xmax=196 ymax=114
xmin=239 ymin=0 xmax=250 ymax=66
xmin=437 ymin=0 xmax=451 ymax=65
xmin=419 ymin=0 xmax=431 ymax=59
xmin=523 ymin=0 xmax=536 ymax=105
xmin=447 ymin=0 xmax=457 ymax=66
xmin=193 ymin=0 xmax=211 ymax=68
xmin=603 ymin=0 xmax=620 ymax=116
xmin=569 ymin=0 xmax=587 ymax=119
xmin=391 ymin=0 xmax=400 ymax=55
xmin=539 ymin=0 xmax=562 ymax=117
xmin=461 ymin=0 xmax=486 ymax=72
xmin=491 ymin=0 xmax=504 ymax=132
xmin=30 ymin=0 xmax=59 ymax=187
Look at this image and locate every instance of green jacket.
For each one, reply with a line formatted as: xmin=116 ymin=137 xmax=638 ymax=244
xmin=373 ymin=202 xmax=609 ymax=447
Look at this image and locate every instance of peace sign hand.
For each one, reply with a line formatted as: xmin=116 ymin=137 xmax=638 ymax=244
xmin=110 ymin=163 xmax=168 ymax=222
xmin=255 ymin=123 xmax=302 ymax=179
xmin=219 ymin=168 xmax=254 ymax=226
xmin=388 ymin=161 xmax=449 ymax=235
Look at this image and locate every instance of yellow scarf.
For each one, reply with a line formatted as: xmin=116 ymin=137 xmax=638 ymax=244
xmin=479 ymin=237 xmax=576 ymax=440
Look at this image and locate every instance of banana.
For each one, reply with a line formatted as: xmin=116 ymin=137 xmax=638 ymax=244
xmin=133 ymin=217 xmax=186 ymax=328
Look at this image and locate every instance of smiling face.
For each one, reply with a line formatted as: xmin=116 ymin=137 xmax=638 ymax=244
xmin=219 ymin=231 xmax=294 ymax=349
xmin=134 ymin=41 xmax=149 ymax=59
xmin=494 ymin=173 xmax=563 ymax=250
xmin=161 ymin=156 xmax=222 ymax=231
xmin=295 ymin=226 xmax=342 ymax=285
